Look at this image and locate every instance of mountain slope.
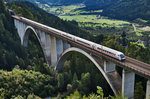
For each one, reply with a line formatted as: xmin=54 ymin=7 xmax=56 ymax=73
xmin=0 ymin=0 xmax=51 ymax=72
xmin=0 ymin=0 xmax=91 ymax=70
xmin=6 ymin=0 xmax=150 ymax=21
xmin=7 ymin=1 xmax=92 ymax=39
xmin=0 ymin=0 xmax=28 ymax=70
xmin=5 ymin=0 xmax=118 ymax=8
xmin=102 ymin=0 xmax=150 ymax=20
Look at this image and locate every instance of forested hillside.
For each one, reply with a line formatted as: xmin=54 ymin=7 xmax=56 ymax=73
xmin=5 ymin=0 xmax=118 ymax=7
xmin=0 ymin=0 xmax=28 ymax=70
xmin=0 ymin=0 xmax=58 ymax=98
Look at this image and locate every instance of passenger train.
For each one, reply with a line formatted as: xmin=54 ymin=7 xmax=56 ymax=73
xmin=18 ymin=16 xmax=125 ymax=61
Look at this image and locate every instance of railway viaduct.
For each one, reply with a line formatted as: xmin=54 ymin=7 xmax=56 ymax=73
xmin=12 ymin=15 xmax=150 ymax=99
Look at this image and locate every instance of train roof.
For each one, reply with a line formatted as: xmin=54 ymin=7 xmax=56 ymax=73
xmin=102 ymin=45 xmax=124 ymax=55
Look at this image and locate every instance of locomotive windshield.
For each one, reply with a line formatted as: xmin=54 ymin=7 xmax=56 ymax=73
xmin=120 ymin=54 xmax=125 ymax=59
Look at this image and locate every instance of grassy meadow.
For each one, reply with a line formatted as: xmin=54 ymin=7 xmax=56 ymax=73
xmin=60 ymin=15 xmax=130 ymax=27
xmin=36 ymin=3 xmax=131 ymax=28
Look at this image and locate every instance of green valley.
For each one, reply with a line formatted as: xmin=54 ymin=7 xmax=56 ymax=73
xmin=6 ymin=0 xmax=150 ymax=46
xmin=0 ymin=0 xmax=150 ymax=99
xmin=36 ymin=4 xmax=134 ymax=36
xmin=39 ymin=3 xmax=150 ymax=47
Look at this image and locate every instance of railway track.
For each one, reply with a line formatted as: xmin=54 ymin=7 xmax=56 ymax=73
xmin=126 ymin=56 xmax=150 ymax=71
xmin=124 ymin=57 xmax=150 ymax=77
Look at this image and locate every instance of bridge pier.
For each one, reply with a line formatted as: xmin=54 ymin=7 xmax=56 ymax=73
xmin=63 ymin=41 xmax=70 ymax=51
xmin=122 ymin=69 xmax=135 ymax=99
xmin=146 ymin=80 xmax=150 ymax=99
xmin=50 ymin=36 xmax=57 ymax=67
xmin=45 ymin=34 xmax=51 ymax=65
xmin=104 ymin=61 xmax=116 ymax=73
xmin=40 ymin=31 xmax=46 ymax=50
xmin=56 ymin=38 xmax=63 ymax=59
xmin=14 ymin=19 xmax=27 ymax=45
xmin=23 ymin=34 xmax=29 ymax=47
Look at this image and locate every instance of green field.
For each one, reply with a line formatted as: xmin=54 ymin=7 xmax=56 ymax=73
xmin=60 ymin=15 xmax=130 ymax=27
xmin=48 ymin=4 xmax=102 ymax=15
xmin=35 ymin=3 xmax=147 ymax=38
xmin=35 ymin=3 xmax=131 ymax=28
xmin=52 ymin=5 xmax=130 ymax=28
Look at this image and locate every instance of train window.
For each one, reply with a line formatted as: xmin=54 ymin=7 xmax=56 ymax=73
xmin=97 ymin=47 xmax=101 ymax=50
xmin=93 ymin=44 xmax=96 ymax=48
xmin=111 ymin=52 xmax=114 ymax=56
xmin=120 ymin=54 xmax=125 ymax=58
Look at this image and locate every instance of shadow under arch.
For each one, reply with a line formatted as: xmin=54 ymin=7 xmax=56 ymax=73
xmin=23 ymin=26 xmax=47 ymax=64
xmin=56 ymin=47 xmax=117 ymax=95
xmin=23 ymin=26 xmax=41 ymax=47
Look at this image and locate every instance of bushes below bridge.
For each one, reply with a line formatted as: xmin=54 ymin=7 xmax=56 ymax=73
xmin=0 ymin=69 xmax=56 ymax=98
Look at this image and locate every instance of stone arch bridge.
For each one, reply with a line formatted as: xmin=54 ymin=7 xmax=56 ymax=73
xmin=12 ymin=16 xmax=150 ymax=99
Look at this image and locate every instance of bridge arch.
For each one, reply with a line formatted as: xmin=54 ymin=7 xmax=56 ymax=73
xmin=23 ymin=26 xmax=41 ymax=47
xmin=56 ymin=47 xmax=117 ymax=95
xmin=23 ymin=26 xmax=48 ymax=64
